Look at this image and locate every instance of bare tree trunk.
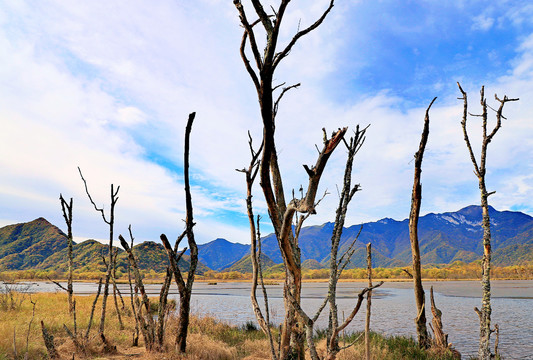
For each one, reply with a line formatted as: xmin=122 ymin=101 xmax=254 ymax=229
xmin=493 ymin=324 xmax=499 ymax=358
xmin=156 ymin=267 xmax=172 ymax=349
xmin=160 ymin=112 xmax=198 ymax=353
xmin=429 ymin=286 xmax=447 ymax=348
xmin=324 ymin=127 xmax=367 ymax=360
xmin=24 ymin=297 xmax=36 ymax=359
xmin=119 ymin=235 xmax=156 ymax=351
xmin=103 ymin=251 xmax=124 ymax=331
xmin=79 ymin=168 xmax=119 ymax=348
xmin=41 ymin=321 xmax=58 ymax=359
xmin=409 ymin=97 xmax=436 ymax=349
xmin=127 ymin=228 xmax=139 ymax=346
xmin=85 ymin=278 xmax=103 ymax=341
xmin=122 ymin=225 xmax=171 ymax=352
xmin=234 ymin=2 xmax=336 ymax=358
xmin=458 ymin=83 xmax=518 ymax=360
xmin=238 ymin=135 xmax=279 ymax=359
xmin=59 ymin=195 xmax=74 ymax=314
xmin=365 ymin=243 xmax=372 ymax=360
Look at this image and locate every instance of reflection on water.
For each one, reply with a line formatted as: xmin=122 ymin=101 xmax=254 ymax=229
xmin=17 ymin=280 xmax=533 ymax=359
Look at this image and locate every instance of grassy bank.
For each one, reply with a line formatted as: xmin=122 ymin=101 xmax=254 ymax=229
xmin=0 ymin=292 xmax=463 ymax=359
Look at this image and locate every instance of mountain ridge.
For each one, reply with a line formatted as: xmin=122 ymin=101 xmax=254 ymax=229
xmin=1 ymin=205 xmax=532 ymax=274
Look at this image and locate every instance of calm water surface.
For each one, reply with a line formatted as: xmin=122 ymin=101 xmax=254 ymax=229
xmin=23 ymin=280 xmax=533 ymax=359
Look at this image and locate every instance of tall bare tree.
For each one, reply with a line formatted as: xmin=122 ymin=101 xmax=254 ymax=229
xmin=237 ymin=133 xmax=280 ymax=357
xmin=160 ymin=111 xmax=198 ymax=353
xmin=79 ymin=167 xmax=119 ymax=349
xmin=243 ymin=124 xmax=381 ymax=360
xmin=457 ymin=83 xmax=518 ymax=360
xmin=409 ymin=97 xmax=436 ymax=348
xmin=322 ymin=126 xmax=379 ymax=360
xmin=59 ymin=194 xmax=74 ymax=314
xmin=365 ymin=243 xmax=372 ymax=360
xmin=234 ymin=1 xmax=340 ymax=357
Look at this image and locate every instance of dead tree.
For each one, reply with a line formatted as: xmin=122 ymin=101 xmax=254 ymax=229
xmin=126 ymin=226 xmax=140 ymax=346
xmin=119 ymin=234 xmax=157 ymax=351
xmin=429 ymin=287 xmax=461 ymax=359
xmin=429 ymin=286 xmax=447 ymax=348
xmin=59 ymin=194 xmax=74 ymax=314
xmin=365 ymin=243 xmax=372 ymax=360
xmin=160 ymin=111 xmax=198 ymax=353
xmin=85 ymin=278 xmax=103 ymax=342
xmin=457 ymin=83 xmax=518 ymax=360
xmin=234 ymin=2 xmax=338 ymax=357
xmin=118 ymin=225 xmax=173 ymax=352
xmin=237 ymin=133 xmax=280 ymax=358
xmin=290 ymin=281 xmax=383 ymax=360
xmin=41 ymin=321 xmax=58 ymax=359
xmin=242 ymin=125 xmax=378 ymax=360
xmin=323 ymin=127 xmax=369 ymax=360
xmin=101 ymin=251 xmax=124 ymax=330
xmin=79 ymin=167 xmax=119 ymax=349
xmin=53 ymin=195 xmax=87 ymax=354
xmin=409 ymin=97 xmax=436 ymax=348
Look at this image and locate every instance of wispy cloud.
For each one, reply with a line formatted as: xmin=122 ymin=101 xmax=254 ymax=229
xmin=0 ymin=1 xmax=532 ymax=247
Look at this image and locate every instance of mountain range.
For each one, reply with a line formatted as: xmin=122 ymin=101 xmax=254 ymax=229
xmin=0 ymin=218 xmax=209 ymax=275
xmin=189 ymin=205 xmax=533 ymax=270
xmin=0 ymin=205 xmax=532 ymax=274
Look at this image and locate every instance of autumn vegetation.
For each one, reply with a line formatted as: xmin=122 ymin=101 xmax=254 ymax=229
xmin=2 ymin=260 xmax=532 ymax=283
xmin=1 ymin=291 xmax=462 ymax=359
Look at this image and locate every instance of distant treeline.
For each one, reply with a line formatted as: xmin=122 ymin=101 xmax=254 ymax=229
xmin=2 ymin=260 xmax=532 ymax=282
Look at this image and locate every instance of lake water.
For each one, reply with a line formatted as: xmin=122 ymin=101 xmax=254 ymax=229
xmin=18 ymin=280 xmax=533 ymax=359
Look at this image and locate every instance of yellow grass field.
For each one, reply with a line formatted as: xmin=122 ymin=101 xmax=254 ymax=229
xmin=0 ymin=291 xmax=459 ymax=359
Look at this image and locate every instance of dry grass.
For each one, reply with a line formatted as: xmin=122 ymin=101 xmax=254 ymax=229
xmin=0 ymin=292 xmax=459 ymax=360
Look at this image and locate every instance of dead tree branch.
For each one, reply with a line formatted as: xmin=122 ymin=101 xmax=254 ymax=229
xmin=78 ymin=167 xmax=119 ymax=347
xmin=457 ymin=82 xmax=517 ymax=360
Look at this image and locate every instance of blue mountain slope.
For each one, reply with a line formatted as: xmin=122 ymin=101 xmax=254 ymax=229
xmin=196 ymin=205 xmax=533 ymax=269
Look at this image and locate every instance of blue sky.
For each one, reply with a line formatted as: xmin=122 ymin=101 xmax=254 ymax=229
xmin=0 ymin=1 xmax=532 ymax=245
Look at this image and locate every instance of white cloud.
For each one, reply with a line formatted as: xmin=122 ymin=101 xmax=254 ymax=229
xmin=472 ymin=14 xmax=495 ymax=31
xmin=117 ymin=107 xmax=146 ymax=126
xmin=0 ymin=0 xmax=532 ymax=250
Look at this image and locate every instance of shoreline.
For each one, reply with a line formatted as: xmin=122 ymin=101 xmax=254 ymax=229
xmin=9 ymin=277 xmax=533 ymax=284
